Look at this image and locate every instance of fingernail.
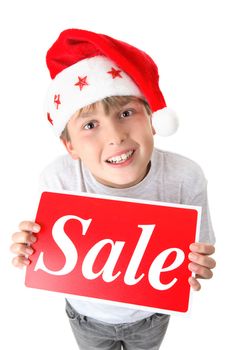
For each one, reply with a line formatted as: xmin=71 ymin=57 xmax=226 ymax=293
xmin=190 ymin=243 xmax=199 ymax=252
xmin=189 ymin=253 xmax=198 ymax=261
xmin=30 ymin=235 xmax=37 ymax=243
xmin=189 ymin=263 xmax=198 ymax=272
xmin=33 ymin=225 xmax=40 ymax=233
xmin=26 ymin=248 xmax=33 ymax=255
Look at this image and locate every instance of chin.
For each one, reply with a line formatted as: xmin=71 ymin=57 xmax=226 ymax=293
xmin=110 ymin=176 xmax=141 ymax=189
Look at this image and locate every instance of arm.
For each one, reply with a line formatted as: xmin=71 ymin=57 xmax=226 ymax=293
xmin=184 ymin=166 xmax=216 ymax=291
xmin=10 ymin=221 xmax=41 ymax=268
xmin=188 ymin=242 xmax=216 ymax=291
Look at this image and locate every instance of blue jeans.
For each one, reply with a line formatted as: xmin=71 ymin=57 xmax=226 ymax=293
xmin=65 ymin=300 xmax=170 ymax=350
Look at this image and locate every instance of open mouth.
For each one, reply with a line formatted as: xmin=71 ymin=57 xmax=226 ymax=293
xmin=106 ymin=150 xmax=135 ymax=164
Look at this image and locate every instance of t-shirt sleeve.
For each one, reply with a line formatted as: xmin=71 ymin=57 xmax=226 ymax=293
xmin=188 ymin=186 xmax=215 ymax=244
xmin=181 ymin=161 xmax=215 ymax=244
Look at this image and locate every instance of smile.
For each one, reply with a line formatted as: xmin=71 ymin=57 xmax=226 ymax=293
xmin=106 ymin=150 xmax=135 ymax=164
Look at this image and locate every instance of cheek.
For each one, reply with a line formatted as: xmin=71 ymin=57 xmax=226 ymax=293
xmin=142 ymin=132 xmax=155 ymax=157
xmin=143 ymin=125 xmax=155 ymax=145
xmin=146 ymin=138 xmax=154 ymax=155
xmin=76 ymin=141 xmax=99 ymax=163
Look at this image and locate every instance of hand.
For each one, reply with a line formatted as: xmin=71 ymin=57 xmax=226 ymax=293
xmin=188 ymin=242 xmax=216 ymax=291
xmin=10 ymin=221 xmax=41 ymax=269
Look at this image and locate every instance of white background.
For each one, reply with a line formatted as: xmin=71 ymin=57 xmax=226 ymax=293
xmin=1 ymin=0 xmax=232 ymax=349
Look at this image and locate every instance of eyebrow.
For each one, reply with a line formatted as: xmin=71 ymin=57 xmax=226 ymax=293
xmin=75 ymin=110 xmax=97 ymax=120
xmin=79 ymin=112 xmax=96 ymax=118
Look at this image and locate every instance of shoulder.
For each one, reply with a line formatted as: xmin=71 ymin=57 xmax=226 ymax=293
xmin=155 ymin=148 xmax=204 ymax=172
xmin=153 ymin=148 xmax=207 ymax=190
xmin=41 ymin=154 xmax=75 ymax=176
xmin=39 ymin=154 xmax=77 ymax=190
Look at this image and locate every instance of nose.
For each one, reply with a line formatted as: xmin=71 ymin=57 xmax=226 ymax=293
xmin=106 ymin=122 xmax=127 ymax=146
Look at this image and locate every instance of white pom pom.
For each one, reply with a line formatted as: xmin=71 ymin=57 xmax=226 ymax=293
xmin=152 ymin=107 xmax=179 ymax=136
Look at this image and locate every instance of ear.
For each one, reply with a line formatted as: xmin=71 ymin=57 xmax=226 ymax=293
xmin=152 ymin=124 xmax=156 ymax=136
xmin=60 ymin=138 xmax=80 ymax=160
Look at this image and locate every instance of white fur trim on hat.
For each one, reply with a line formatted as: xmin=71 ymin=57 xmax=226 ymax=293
xmin=152 ymin=107 xmax=179 ymax=136
xmin=45 ymin=56 xmax=143 ymax=136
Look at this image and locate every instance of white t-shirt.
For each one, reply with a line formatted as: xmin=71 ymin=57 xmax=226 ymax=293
xmin=39 ymin=148 xmax=215 ymax=324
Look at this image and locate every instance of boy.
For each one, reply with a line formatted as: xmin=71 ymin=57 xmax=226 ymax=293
xmin=11 ymin=29 xmax=216 ymax=350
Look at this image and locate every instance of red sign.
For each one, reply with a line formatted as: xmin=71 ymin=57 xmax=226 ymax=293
xmin=25 ymin=191 xmax=201 ymax=314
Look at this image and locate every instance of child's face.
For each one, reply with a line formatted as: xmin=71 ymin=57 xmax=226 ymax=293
xmin=63 ymin=99 xmax=155 ymax=188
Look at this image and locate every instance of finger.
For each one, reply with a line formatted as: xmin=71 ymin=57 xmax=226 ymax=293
xmin=12 ymin=231 xmax=37 ymax=244
xmin=188 ymin=252 xmax=216 ymax=269
xmin=19 ymin=221 xmax=40 ymax=233
xmin=188 ymin=263 xmax=213 ymax=279
xmin=190 ymin=242 xmax=215 ymax=255
xmin=12 ymin=255 xmax=31 ymax=269
xmin=188 ymin=276 xmax=201 ymax=291
xmin=10 ymin=243 xmax=34 ymax=256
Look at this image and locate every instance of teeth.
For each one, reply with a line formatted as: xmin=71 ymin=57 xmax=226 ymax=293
xmin=107 ymin=150 xmax=134 ymax=164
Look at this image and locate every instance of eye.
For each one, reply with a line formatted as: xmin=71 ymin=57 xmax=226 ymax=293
xmin=83 ymin=121 xmax=98 ymax=130
xmin=121 ymin=109 xmax=133 ymax=118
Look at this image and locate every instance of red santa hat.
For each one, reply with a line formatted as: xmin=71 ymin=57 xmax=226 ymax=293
xmin=45 ymin=29 xmax=178 ymax=137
